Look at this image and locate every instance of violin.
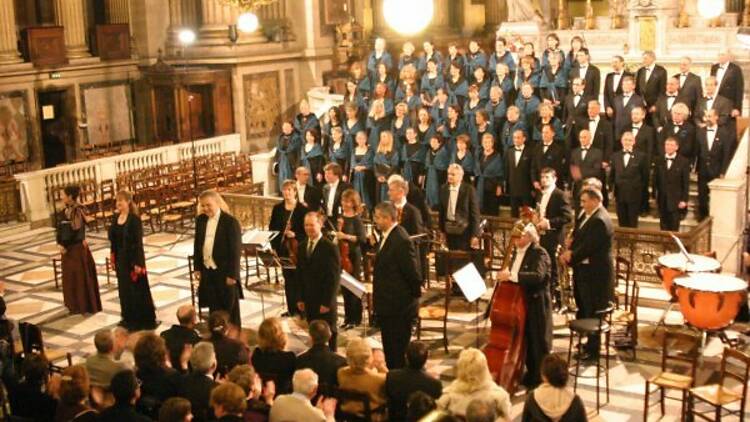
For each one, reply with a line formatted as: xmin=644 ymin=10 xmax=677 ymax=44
xmin=338 ymin=217 xmax=354 ymax=274
xmin=284 ymin=208 xmax=298 ymax=266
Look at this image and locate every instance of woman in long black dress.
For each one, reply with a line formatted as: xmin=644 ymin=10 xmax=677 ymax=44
xmin=335 ymin=189 xmax=367 ymax=329
xmin=57 ymin=185 xmax=101 ymax=315
xmin=268 ymin=180 xmax=306 ymax=317
xmin=108 ymin=190 xmax=156 ymax=331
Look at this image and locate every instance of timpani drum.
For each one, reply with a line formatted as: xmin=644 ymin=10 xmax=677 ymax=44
xmin=656 ymin=253 xmax=721 ymax=298
xmin=673 ymin=274 xmax=748 ymax=331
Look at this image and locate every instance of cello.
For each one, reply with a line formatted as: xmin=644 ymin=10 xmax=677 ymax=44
xmin=482 ymin=220 xmax=528 ymax=395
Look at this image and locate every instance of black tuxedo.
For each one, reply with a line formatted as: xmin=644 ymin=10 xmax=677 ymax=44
xmin=98 ymin=404 xmax=152 ymax=422
xmin=321 ymin=180 xmax=353 ymax=219
xmin=398 ymin=202 xmax=425 ymax=237
xmin=438 ymin=183 xmax=481 ymax=250
xmin=297 ymin=236 xmax=341 ymax=350
xmin=571 ymin=64 xmax=601 ymax=98
xmin=194 ymin=211 xmax=242 ymax=327
xmin=300 ymin=184 xmax=322 ymax=212
xmin=659 ymin=120 xmax=696 ymax=162
xmin=407 ymin=181 xmax=432 ymax=229
xmin=636 ymin=64 xmax=668 ymax=109
xmin=575 ymin=117 xmax=614 ymax=160
xmin=674 ymin=72 xmax=703 ymax=113
xmin=603 ymin=71 xmax=633 ymax=112
xmin=697 ymin=125 xmax=735 ymax=219
xmin=632 ymin=123 xmax=658 ymax=211
xmin=562 ymin=92 xmax=593 ymax=139
xmin=296 ymin=344 xmax=347 ymax=389
xmin=610 ymin=150 xmax=649 ymax=227
xmin=536 ymin=187 xmax=572 ymax=306
xmin=160 ymin=325 xmax=201 ymax=371
xmin=655 ymin=154 xmax=690 ymax=231
xmin=531 ymin=142 xmax=567 ymax=186
xmin=612 ymin=93 xmax=645 ymax=140
xmin=711 ymin=62 xmax=744 ymax=111
xmin=570 ymin=146 xmax=604 ymax=213
xmin=570 ymin=206 xmax=614 ymax=355
xmin=653 ymin=93 xmax=690 ymax=131
xmin=385 ymin=368 xmax=442 ymax=421
xmin=504 ymin=145 xmax=534 ymax=217
xmin=373 ymin=225 xmax=422 ymax=369
xmin=693 ymin=94 xmax=733 ymax=128
xmin=179 ymin=372 xmax=218 ymax=422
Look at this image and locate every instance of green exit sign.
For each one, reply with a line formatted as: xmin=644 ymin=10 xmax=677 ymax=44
xmin=49 ymin=72 xmax=61 ymax=79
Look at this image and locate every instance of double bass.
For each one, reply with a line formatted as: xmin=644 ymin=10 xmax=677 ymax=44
xmin=482 ymin=220 xmax=528 ymax=395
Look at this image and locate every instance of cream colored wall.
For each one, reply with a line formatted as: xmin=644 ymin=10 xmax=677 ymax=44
xmin=463 ymin=0 xmax=486 ymax=34
xmin=131 ymin=0 xmax=170 ymax=61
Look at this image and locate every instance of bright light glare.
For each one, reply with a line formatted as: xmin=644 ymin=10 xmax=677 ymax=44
xmin=383 ymin=0 xmax=433 ymax=35
xmin=738 ymin=28 xmax=750 ymax=47
xmin=237 ymin=12 xmax=260 ymax=33
xmin=178 ymin=29 xmax=196 ymax=45
xmin=697 ymin=0 xmax=724 ymax=19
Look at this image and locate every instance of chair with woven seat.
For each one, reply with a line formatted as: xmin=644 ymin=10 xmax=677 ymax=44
xmin=612 ymin=258 xmax=639 ymax=360
xmin=187 ymin=255 xmax=209 ymax=321
xmin=18 ymin=322 xmax=72 ymax=372
xmin=688 ymin=347 xmax=750 ymax=421
xmin=643 ymin=329 xmax=700 ymax=422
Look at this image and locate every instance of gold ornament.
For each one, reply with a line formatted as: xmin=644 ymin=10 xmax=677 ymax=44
xmin=219 ymin=0 xmax=278 ymax=11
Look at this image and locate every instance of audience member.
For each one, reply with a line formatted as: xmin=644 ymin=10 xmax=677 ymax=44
xmin=98 ymin=370 xmax=152 ymax=422
xmin=210 ymin=382 xmax=247 ymax=422
xmin=296 ymin=320 xmax=347 ymax=390
xmin=158 ymin=397 xmax=193 ymax=422
xmin=179 ymin=342 xmax=219 ymax=422
xmin=522 ymin=354 xmax=588 ymax=421
xmin=7 ymin=353 xmax=58 ymax=421
xmin=406 ymin=391 xmax=438 ymax=422
xmin=113 ymin=326 xmax=134 ymax=367
xmin=250 ymin=317 xmax=296 ymax=395
xmin=227 ymin=364 xmax=274 ymax=422
xmin=134 ymin=332 xmax=182 ymax=416
xmin=161 ymin=305 xmax=202 ymax=371
xmin=86 ymin=329 xmax=128 ymax=388
xmin=465 ymin=398 xmax=497 ymax=422
xmin=208 ymin=311 xmax=250 ymax=377
xmin=55 ymin=365 xmax=97 ymax=422
xmin=385 ymin=341 xmax=442 ymax=421
xmin=337 ymin=337 xmax=387 ymax=421
xmin=269 ymin=369 xmax=336 ymax=422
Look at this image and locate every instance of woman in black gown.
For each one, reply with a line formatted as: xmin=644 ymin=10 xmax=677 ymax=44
xmin=335 ymin=189 xmax=367 ymax=329
xmin=108 ymin=190 xmax=156 ymax=331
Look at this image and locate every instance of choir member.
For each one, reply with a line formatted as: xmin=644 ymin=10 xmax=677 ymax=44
xmin=367 ymin=37 xmax=393 ymax=81
xmin=583 ymin=100 xmax=614 ymax=162
xmin=350 ymin=62 xmax=371 ymax=102
xmin=399 ymin=82 xmax=421 ymax=113
xmin=515 ymin=82 xmax=541 ymax=133
xmin=418 ymin=39 xmax=443 ymax=75
xmin=350 ymin=131 xmax=375 ymax=211
xmin=274 ymin=121 xmax=300 ymax=193
xmin=321 ymin=106 xmax=343 ymax=151
xmin=562 ymin=78 xmax=592 ymax=142
xmin=492 ymin=63 xmax=515 ymax=104
xmin=532 ymin=103 xmax=563 ymax=144
xmin=463 ymin=84 xmax=487 ymax=127
xmin=322 ymin=162 xmax=352 ymax=221
xmin=415 ymin=107 xmax=437 ymax=146
xmin=451 ymin=134 xmax=475 ymax=184
xmin=659 ymin=103 xmax=696 ymax=162
xmin=343 ymin=102 xmax=365 ymax=146
xmin=472 ymin=67 xmax=491 ymax=101
xmin=344 ymin=79 xmax=367 ymax=113
xmin=372 ymin=202 xmax=422 ymax=369
xmin=711 ymin=51 xmax=744 ymax=118
xmin=497 ymin=223 xmax=552 ymax=387
xmin=326 ymin=127 xmax=351 ymax=178
xmin=439 ymin=164 xmax=481 ymax=251
xmin=693 ymin=76 xmax=733 ymax=128
xmin=300 ymin=128 xmax=325 ymax=186
xmin=561 ymin=188 xmax=614 ymax=361
xmin=696 ymin=109 xmax=735 ymax=220
xmin=371 ymin=82 xmax=395 ymax=116
xmin=446 ymin=61 xmax=469 ymax=109
xmin=295 ymin=166 xmax=322 ymax=212
xmin=297 ymin=212 xmax=341 ymax=351
xmin=571 ymin=48 xmax=600 ymax=98
xmin=470 ymin=109 xmax=495 ymax=151
xmin=425 ymin=134 xmax=451 ymax=209
xmin=374 ymin=131 xmax=401 ymax=203
xmin=56 ymin=185 xmax=102 ymax=315
xmin=391 ymin=102 xmax=411 ymax=150
xmin=515 ymin=57 xmax=541 ymax=95
xmin=504 ymin=129 xmax=534 ymax=217
xmin=609 ymin=76 xmax=644 ymax=143
xmin=398 ymin=41 xmax=418 ymax=75
xmin=420 ymin=59 xmax=445 ymax=107
xmin=465 ymin=40 xmax=488 ymax=80
xmin=539 ymin=52 xmax=567 ymax=116
xmin=194 ymin=190 xmax=242 ymax=327
xmin=565 ymin=36 xmax=585 ymax=72
xmin=335 ymin=189 xmax=367 ymax=329
xmin=269 ymin=180 xmax=306 ymax=317
xmin=655 ymin=137 xmax=690 ymax=231
xmin=489 ymin=37 xmax=516 ymax=80
xmin=371 ymin=63 xmax=396 ymax=101
xmin=442 ymin=104 xmax=468 ymax=152
xmin=367 ymin=99 xmax=392 ymax=151
xmin=475 ymin=133 xmax=504 ymax=215
xmin=431 ymin=88 xmax=451 ymax=128
xmin=485 ymin=87 xmax=507 ymax=144
xmin=293 ymin=99 xmax=320 ymax=134
xmin=631 ymin=107 xmax=657 ymax=213
xmin=635 ymin=50 xmax=668 ymax=119
xmin=570 ymin=129 xmax=604 ymax=212
xmin=603 ymin=55 xmax=632 ymax=115
xmin=610 ymin=132 xmax=649 ymax=228
xmin=109 ymin=191 xmax=156 ymax=331
xmin=500 ymin=106 xmax=527 ymax=153
xmin=531 ymin=124 xmax=567 ymax=188
xmin=675 ymin=56 xmax=703 ymax=114
xmin=401 ymin=126 xmax=426 ymax=186
xmin=541 ymin=33 xmax=565 ymax=70
xmin=444 ymin=43 xmax=466 ymax=79
xmin=520 ymin=42 xmax=542 ymax=72
xmin=652 ymin=77 xmax=688 ymax=133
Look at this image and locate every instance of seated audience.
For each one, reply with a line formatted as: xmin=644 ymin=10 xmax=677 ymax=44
xmin=437 ymin=348 xmax=511 ymax=420
xmin=117 ymin=327 xmax=140 ymax=368
xmin=337 ymin=337 xmax=387 ymax=421
xmin=208 ymin=311 xmax=250 ymax=377
xmin=55 ymin=365 xmax=97 ymax=422
xmin=134 ymin=332 xmax=183 ymax=416
xmin=98 ymin=369 xmax=152 ymax=422
xmin=86 ymin=329 xmax=128 ymax=388
xmin=522 ymin=354 xmax=588 ymax=421
xmin=406 ymin=391 xmax=438 ymax=422
xmin=227 ymin=364 xmax=274 ymax=422
xmin=385 ymin=341 xmax=442 ymax=421
xmin=161 ymin=305 xmax=202 ymax=371
xmin=251 ymin=317 xmax=296 ymax=395
xmin=179 ymin=342 xmax=219 ymax=422
xmin=158 ymin=397 xmax=193 ymax=422
xmin=296 ymin=320 xmax=347 ymax=390
xmin=269 ymin=369 xmax=336 ymax=422
xmin=210 ymin=382 xmax=247 ymax=422
xmin=465 ymin=398 xmax=497 ymax=422
xmin=7 ymin=353 xmax=58 ymax=421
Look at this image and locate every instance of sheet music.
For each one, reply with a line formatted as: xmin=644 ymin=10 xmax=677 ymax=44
xmin=340 ymin=271 xmax=367 ymax=299
xmin=670 ymin=233 xmax=694 ymax=264
xmin=242 ymin=229 xmax=278 ymax=250
xmin=453 ymin=263 xmax=487 ymax=303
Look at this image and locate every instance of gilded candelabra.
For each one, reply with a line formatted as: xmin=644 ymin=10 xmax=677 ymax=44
xmin=219 ymin=0 xmax=278 ymax=9
xmin=584 ymin=0 xmax=596 ymax=29
xmin=557 ymin=0 xmax=569 ymax=29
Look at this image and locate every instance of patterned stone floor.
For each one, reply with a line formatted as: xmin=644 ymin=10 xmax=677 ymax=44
xmin=1 ymin=225 xmax=748 ymax=421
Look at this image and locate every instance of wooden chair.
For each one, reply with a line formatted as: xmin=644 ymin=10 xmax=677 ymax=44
xmin=187 ymin=255 xmax=208 ymax=321
xmin=52 ymin=256 xmax=62 ymax=289
xmin=688 ymin=347 xmax=750 ymax=421
xmin=335 ymin=387 xmax=374 ymax=422
xmin=97 ymin=179 xmax=116 ymax=229
xmin=643 ymin=329 xmax=701 ymax=422
xmin=18 ymin=322 xmax=72 ymax=372
xmin=612 ymin=275 xmax=639 ymax=360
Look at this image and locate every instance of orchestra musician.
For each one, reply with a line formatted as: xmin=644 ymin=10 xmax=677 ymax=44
xmin=439 ymin=164 xmax=481 ymax=251
xmin=496 ymin=223 xmax=552 ymax=388
xmin=334 ymin=189 xmax=368 ymax=330
xmin=269 ymin=180 xmax=307 ymax=318
xmin=294 ymin=166 xmax=322 ymax=212
xmin=388 ymin=175 xmax=428 ymax=285
xmin=561 ymin=188 xmax=614 ymax=361
xmin=322 ymin=163 xmax=352 ymax=221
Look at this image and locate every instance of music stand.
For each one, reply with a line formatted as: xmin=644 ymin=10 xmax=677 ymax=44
xmin=341 ymin=271 xmax=371 ymax=334
xmin=453 ymin=262 xmax=487 ymax=347
xmin=241 ymin=230 xmax=282 ymax=319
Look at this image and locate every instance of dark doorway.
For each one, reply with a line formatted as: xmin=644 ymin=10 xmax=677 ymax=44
xmin=38 ymin=89 xmax=73 ymax=169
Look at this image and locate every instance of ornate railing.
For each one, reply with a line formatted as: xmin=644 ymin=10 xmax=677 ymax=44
xmin=223 ymin=193 xmax=281 ymax=230
xmin=0 ymin=179 xmax=22 ymax=224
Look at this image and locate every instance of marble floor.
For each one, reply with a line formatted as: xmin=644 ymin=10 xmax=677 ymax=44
xmin=1 ymin=226 xmax=748 ymax=421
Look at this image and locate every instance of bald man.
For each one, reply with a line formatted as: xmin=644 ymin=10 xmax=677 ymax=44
xmin=161 ymin=305 xmax=202 ymax=371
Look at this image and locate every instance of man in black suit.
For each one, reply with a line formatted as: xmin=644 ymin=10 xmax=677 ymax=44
xmin=571 ymin=48 xmax=600 ymax=97
xmin=296 ymin=320 xmax=347 ymax=389
xmin=297 ymin=212 xmax=341 ymax=351
xmin=321 ymin=163 xmax=352 ymax=221
xmin=655 ymin=137 xmax=690 ymax=231
xmin=653 ymin=77 xmax=689 ymax=132
xmin=179 ymin=342 xmax=219 ymax=422
xmin=194 ymin=190 xmax=243 ymax=328
xmin=99 ymin=370 xmax=152 ymax=422
xmin=439 ymin=164 xmax=481 ymax=250
xmin=404 ymin=178 xmax=432 ymax=230
xmin=636 ymin=50 xmax=668 ymax=118
xmin=504 ymin=129 xmax=534 ymax=217
xmin=531 ymin=125 xmax=567 ymax=189
xmin=295 ymin=166 xmax=322 ymax=212
xmin=603 ymin=55 xmax=632 ymax=115
xmin=675 ymin=56 xmax=703 ymax=114
xmin=693 ymin=76 xmax=734 ymax=128
xmin=608 ymin=76 xmax=645 ymax=142
xmin=385 ymin=341 xmax=442 ymax=421
xmin=711 ymin=51 xmax=744 ymax=118
xmin=659 ymin=103 xmax=696 ymax=163
xmin=497 ymin=223 xmax=552 ymax=387
xmin=610 ymin=132 xmax=650 ymax=228
xmin=562 ymin=78 xmax=593 ymax=143
xmin=696 ymin=109 xmax=735 ymax=220
xmin=570 ymin=129 xmax=604 ymax=213
xmin=161 ymin=305 xmax=202 ymax=371
xmin=582 ymin=99 xmax=614 ymax=161
xmin=534 ymin=168 xmax=573 ymax=310
xmin=372 ymin=202 xmax=422 ymax=369
xmin=561 ymin=188 xmax=614 ymax=360
xmin=631 ymin=106 xmax=657 ymax=213
xmin=389 ymin=175 xmax=429 ymax=283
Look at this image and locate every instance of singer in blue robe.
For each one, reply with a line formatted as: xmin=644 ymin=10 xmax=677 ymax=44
xmin=515 ymin=67 xmax=541 ymax=92
xmin=431 ymin=98 xmax=450 ymax=128
xmin=465 ymin=44 xmax=488 ymax=79
xmin=514 ymin=90 xmax=541 ymax=131
xmin=446 ymin=73 xmax=469 ymax=109
xmin=472 ymin=72 xmax=491 ymax=102
xmin=300 ymin=140 xmax=325 ymax=187
xmin=420 ymin=70 xmax=445 ymax=102
xmin=539 ymin=65 xmax=568 ymax=110
xmin=463 ymin=90 xmax=487 ymax=132
xmin=532 ymin=115 xmax=564 ymax=144
xmin=417 ymin=42 xmax=443 ymax=74
xmin=367 ymin=113 xmax=392 ymax=151
xmin=485 ymin=90 xmax=507 ymax=142
xmin=390 ymin=112 xmax=411 ymax=151
xmin=366 ymin=45 xmax=393 ymax=80
xmin=401 ymin=129 xmax=426 ymax=185
xmin=327 ymin=133 xmax=351 ymax=178
xmin=343 ymin=106 xmax=366 ymax=146
xmin=373 ymin=148 xmax=400 ymax=203
xmin=350 ymin=142 xmax=375 ymax=210
xmin=501 ymin=112 xmax=528 ymax=151
xmin=469 ymin=110 xmax=495 ymax=151
xmin=424 ymin=136 xmax=451 ymax=208
xmin=442 ymin=106 xmax=468 ymax=153
xmin=294 ymin=106 xmax=320 ymax=134
xmin=541 ymin=48 xmax=566 ymax=71
xmin=475 ymin=135 xmax=504 ymax=215
xmin=274 ymin=124 xmax=301 ymax=192
xmin=451 ymin=136 xmax=476 ymax=185
xmin=488 ymin=38 xmax=516 ymax=78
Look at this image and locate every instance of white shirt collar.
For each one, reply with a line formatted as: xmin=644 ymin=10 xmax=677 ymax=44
xmin=542 ymin=184 xmax=555 ymax=195
xmin=330 ymin=180 xmax=339 ymax=190
xmin=382 ymin=223 xmax=398 ymax=243
xmin=666 ymin=153 xmax=677 ymax=159
xmin=209 ymin=209 xmax=221 ymax=221
xmin=309 ymin=232 xmax=322 ymax=244
xmin=449 ymin=183 xmax=460 ymax=191
xmin=395 ymin=197 xmax=407 ymax=208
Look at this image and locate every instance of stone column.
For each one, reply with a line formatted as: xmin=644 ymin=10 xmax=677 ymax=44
xmin=169 ymin=0 xmax=183 ymax=29
xmin=106 ymin=0 xmax=129 ymax=23
xmin=432 ymin=0 xmax=452 ymax=29
xmin=54 ymin=0 xmax=91 ymax=58
xmin=200 ymin=0 xmax=233 ymax=40
xmin=0 ymin=0 xmax=22 ymax=64
xmin=485 ymin=0 xmax=506 ymax=32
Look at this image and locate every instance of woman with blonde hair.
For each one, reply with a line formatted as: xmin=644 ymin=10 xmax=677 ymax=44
xmin=436 ymin=348 xmax=511 ymax=420
xmin=367 ymin=98 xmax=392 ymax=151
xmin=336 ymin=189 xmax=367 ymax=329
xmin=374 ymin=131 xmax=400 ymax=203
xmin=337 ymin=337 xmax=387 ymax=421
xmin=251 ymin=317 xmax=296 ymax=395
xmin=55 ymin=365 xmax=97 ymax=421
xmin=109 ymin=190 xmax=156 ymax=331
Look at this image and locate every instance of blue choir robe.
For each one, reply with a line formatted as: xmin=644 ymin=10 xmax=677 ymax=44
xmin=416 ymin=123 xmax=437 ymax=146
xmin=473 ymin=79 xmax=491 ymax=101
xmin=367 ymin=116 xmax=392 ymax=151
xmin=500 ymin=119 xmax=528 ymax=151
xmin=350 ymin=148 xmax=375 ymax=210
xmin=294 ymin=112 xmax=320 ymax=134
xmin=343 ymin=93 xmax=367 ymax=115
xmin=442 ymin=119 xmax=469 ymax=153
xmin=274 ymin=132 xmax=301 ymax=192
xmin=463 ymin=99 xmax=488 ymax=130
xmin=401 ymin=141 xmax=427 ymax=184
xmin=541 ymin=49 xmax=566 ymax=70
xmin=425 ymin=145 xmax=451 ymax=208
xmin=370 ymin=75 xmax=397 ymax=99
xmin=403 ymin=94 xmax=422 ymax=113
xmin=431 ymin=103 xmax=450 ymax=127
xmin=465 ymin=51 xmax=488 ymax=79
xmin=321 ymin=122 xmax=342 ymax=148
xmin=343 ymin=118 xmax=366 ymax=146
xmin=532 ymin=117 xmax=564 ymax=143
xmin=327 ymin=139 xmax=352 ymax=175
xmin=373 ymin=150 xmax=400 ymax=202
xmin=447 ymin=77 xmax=469 ymax=108
xmin=485 ymin=99 xmax=508 ymax=140
xmin=443 ymin=54 xmax=466 ymax=76
xmin=539 ymin=66 xmax=568 ymax=105
xmin=300 ymin=143 xmax=325 ymax=184
xmin=398 ymin=54 xmax=418 ymax=73
xmin=355 ymin=77 xmax=372 ymax=98
xmin=492 ymin=75 xmax=516 ymax=104
xmin=469 ymin=122 xmax=495 ymax=151
xmin=564 ymin=51 xmax=580 ymax=73
xmin=417 ymin=51 xmax=444 ymax=74
xmin=515 ymin=69 xmax=541 ymax=91
xmin=452 ymin=150 xmax=476 ymax=184
xmin=515 ymin=95 xmax=542 ymax=129
xmin=420 ymin=73 xmax=445 ymax=100
xmin=367 ymin=51 xmax=393 ymax=79
xmin=391 ymin=116 xmax=411 ymax=151
xmin=474 ymin=150 xmax=504 ymax=210
xmin=489 ymin=51 xmax=517 ymax=78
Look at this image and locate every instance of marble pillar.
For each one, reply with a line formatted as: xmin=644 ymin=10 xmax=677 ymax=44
xmin=106 ymin=0 xmax=130 ymax=24
xmin=485 ymin=0 xmax=506 ymax=32
xmin=169 ymin=0 xmax=183 ymax=29
xmin=54 ymin=0 xmax=91 ymax=58
xmin=200 ymin=0 xmax=234 ymax=40
xmin=0 ymin=0 xmax=22 ymax=64
xmin=432 ymin=0 xmax=451 ymax=29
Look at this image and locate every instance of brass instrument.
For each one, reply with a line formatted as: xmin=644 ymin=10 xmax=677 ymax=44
xmin=557 ymin=225 xmax=577 ymax=313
